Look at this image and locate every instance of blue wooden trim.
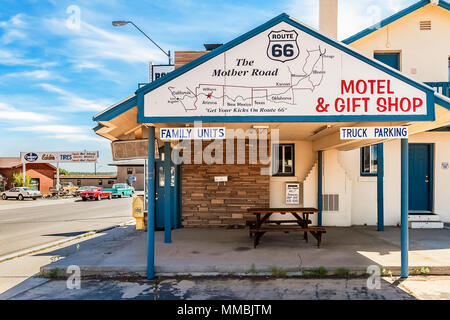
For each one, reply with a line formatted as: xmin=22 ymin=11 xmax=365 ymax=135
xmin=429 ymin=143 xmax=434 ymax=212
xmin=317 ymin=151 xmax=323 ymax=227
xmin=401 ymin=138 xmax=409 ymax=278
xmin=177 ymin=166 xmax=183 ymax=228
xmin=343 ymin=1 xmax=449 ymax=45
xmin=146 ymin=127 xmax=155 ymax=279
xmin=440 ymin=0 xmax=450 ymax=10
xmin=377 ymin=143 xmax=384 ymax=232
xmin=138 ymin=114 xmax=433 ymax=124
xmin=93 ymin=95 xmax=137 ymax=122
xmin=136 ymin=12 xmax=435 ymax=124
xmin=434 ymin=93 xmax=450 ymax=110
xmin=163 ymin=142 xmax=172 ymax=243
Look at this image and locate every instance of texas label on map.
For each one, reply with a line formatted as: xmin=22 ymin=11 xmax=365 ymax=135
xmin=143 ymin=21 xmax=427 ymax=119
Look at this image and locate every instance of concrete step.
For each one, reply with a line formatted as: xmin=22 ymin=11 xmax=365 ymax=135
xmin=408 ymin=214 xmax=441 ymax=222
xmin=409 ymin=221 xmax=444 ymax=229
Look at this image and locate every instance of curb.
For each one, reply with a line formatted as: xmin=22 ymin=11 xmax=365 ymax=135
xmin=0 ymin=219 xmax=135 ymax=264
xmin=39 ymin=264 xmax=450 ymax=280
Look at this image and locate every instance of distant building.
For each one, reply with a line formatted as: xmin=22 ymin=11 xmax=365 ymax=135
xmin=0 ymin=157 xmax=56 ymax=193
xmin=109 ymin=159 xmax=145 ymax=191
xmin=56 ymin=175 xmax=117 ymax=189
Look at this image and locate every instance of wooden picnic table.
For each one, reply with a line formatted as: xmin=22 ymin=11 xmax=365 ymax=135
xmin=246 ymin=207 xmax=326 ymax=248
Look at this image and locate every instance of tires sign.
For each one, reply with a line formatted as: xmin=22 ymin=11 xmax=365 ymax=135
xmin=21 ymin=151 xmax=98 ymax=163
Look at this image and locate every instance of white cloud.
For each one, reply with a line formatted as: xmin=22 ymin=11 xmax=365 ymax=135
xmin=0 ymin=70 xmax=66 ymax=83
xmin=0 ymin=14 xmax=28 ymax=44
xmin=0 ymin=49 xmax=38 ymax=66
xmin=38 ymin=83 xmax=112 ymax=112
xmin=0 ymin=102 xmax=58 ymax=122
xmin=286 ymin=0 xmax=319 ymax=29
xmin=7 ymin=124 xmax=106 ymax=142
xmin=338 ymin=0 xmax=416 ymax=40
xmin=44 ymin=17 xmax=169 ymax=64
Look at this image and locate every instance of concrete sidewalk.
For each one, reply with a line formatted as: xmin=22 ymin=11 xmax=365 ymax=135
xmin=39 ymin=226 xmax=450 ymax=277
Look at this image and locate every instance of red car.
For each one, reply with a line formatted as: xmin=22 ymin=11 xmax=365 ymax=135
xmin=80 ymin=187 xmax=112 ymax=201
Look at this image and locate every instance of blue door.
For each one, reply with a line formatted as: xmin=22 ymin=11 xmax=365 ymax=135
xmin=154 ymin=158 xmax=182 ymax=230
xmin=408 ymin=144 xmax=433 ymax=212
xmin=374 ymin=52 xmax=400 ymax=70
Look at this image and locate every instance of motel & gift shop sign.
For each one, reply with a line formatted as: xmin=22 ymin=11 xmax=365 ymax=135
xmin=137 ymin=14 xmax=434 ymax=123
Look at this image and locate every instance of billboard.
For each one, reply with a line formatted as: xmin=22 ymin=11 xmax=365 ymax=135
xmin=20 ymin=151 xmax=98 ymax=163
xmin=142 ymin=18 xmax=431 ymax=122
xmin=151 ymin=64 xmax=174 ymax=82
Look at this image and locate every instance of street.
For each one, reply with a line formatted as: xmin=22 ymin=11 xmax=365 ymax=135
xmin=0 ymin=197 xmax=133 ymax=257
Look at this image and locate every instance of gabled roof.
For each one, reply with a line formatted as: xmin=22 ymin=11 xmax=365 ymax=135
xmin=135 ymin=12 xmax=435 ymax=123
xmin=0 ymin=157 xmax=57 ymax=170
xmin=0 ymin=157 xmax=21 ymax=169
xmin=434 ymin=92 xmax=450 ymax=109
xmin=93 ymin=94 xmax=136 ymax=122
xmin=343 ymin=0 xmax=450 ymax=44
xmin=93 ymin=11 xmax=446 ymax=126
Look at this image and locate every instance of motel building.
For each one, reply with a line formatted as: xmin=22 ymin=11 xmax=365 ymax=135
xmin=93 ymin=0 xmax=450 ymax=278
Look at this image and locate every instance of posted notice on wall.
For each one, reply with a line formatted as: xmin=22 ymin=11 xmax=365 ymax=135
xmin=286 ymin=183 xmax=300 ymax=205
xmin=340 ymin=126 xmax=408 ymax=140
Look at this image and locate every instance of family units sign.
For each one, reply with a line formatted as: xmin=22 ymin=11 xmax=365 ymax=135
xmin=20 ymin=151 xmax=98 ymax=163
xmin=138 ymin=14 xmax=433 ymax=123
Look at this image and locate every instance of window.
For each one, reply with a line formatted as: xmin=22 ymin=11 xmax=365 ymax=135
xmin=127 ymin=168 xmax=133 ymax=175
xmin=30 ymin=178 xmax=40 ymax=191
xmin=77 ymin=180 xmax=81 ymax=186
xmin=272 ymin=144 xmax=295 ymax=176
xmin=108 ymin=180 xmax=115 ymax=185
xmin=374 ymin=52 xmax=400 ymax=71
xmin=98 ymin=180 xmax=103 ymax=186
xmin=361 ymin=145 xmax=378 ymax=176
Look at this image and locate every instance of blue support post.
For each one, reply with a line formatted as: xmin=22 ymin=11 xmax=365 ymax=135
xmin=401 ymin=138 xmax=409 ymax=278
xmin=163 ymin=142 xmax=172 ymax=243
xmin=377 ymin=143 xmax=384 ymax=231
xmin=318 ymin=150 xmax=323 ymax=227
xmin=146 ymin=127 xmax=155 ymax=279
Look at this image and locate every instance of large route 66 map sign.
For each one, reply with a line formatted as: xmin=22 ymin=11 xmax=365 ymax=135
xmin=142 ymin=18 xmax=430 ymax=121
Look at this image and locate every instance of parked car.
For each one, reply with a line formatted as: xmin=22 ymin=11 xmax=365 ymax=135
xmin=103 ymin=183 xmax=135 ymax=198
xmin=61 ymin=182 xmax=79 ymax=196
xmin=80 ymin=187 xmax=112 ymax=201
xmin=1 ymin=187 xmax=42 ymax=200
xmin=74 ymin=186 xmax=97 ymax=197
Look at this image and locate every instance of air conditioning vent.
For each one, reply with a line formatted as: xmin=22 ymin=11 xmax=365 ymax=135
xmin=420 ymin=20 xmax=431 ymax=30
xmin=323 ymin=194 xmax=339 ymax=211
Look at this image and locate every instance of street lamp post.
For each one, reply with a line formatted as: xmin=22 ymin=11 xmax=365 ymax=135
xmin=112 ymin=20 xmax=171 ymax=65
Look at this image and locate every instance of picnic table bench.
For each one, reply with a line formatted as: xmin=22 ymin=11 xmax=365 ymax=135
xmin=246 ymin=208 xmax=326 ymax=248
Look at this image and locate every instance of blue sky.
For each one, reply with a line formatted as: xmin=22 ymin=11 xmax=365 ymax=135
xmin=0 ymin=0 xmax=416 ymax=172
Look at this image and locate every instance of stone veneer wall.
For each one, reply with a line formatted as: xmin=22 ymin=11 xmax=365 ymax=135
xmin=180 ymin=140 xmax=270 ymax=227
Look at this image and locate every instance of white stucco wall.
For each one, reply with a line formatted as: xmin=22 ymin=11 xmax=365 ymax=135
xmin=349 ymin=4 xmax=450 ymax=82
xmin=321 ymin=149 xmax=352 ymax=226
xmin=340 ymin=132 xmax=450 ymax=225
xmin=269 ymin=140 xmax=316 ymax=208
xmin=269 ymin=142 xmax=352 ymax=226
xmin=410 ymin=132 xmax=450 ymax=222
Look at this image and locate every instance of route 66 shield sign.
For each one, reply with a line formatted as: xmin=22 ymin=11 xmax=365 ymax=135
xmin=267 ymin=30 xmax=299 ymax=62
